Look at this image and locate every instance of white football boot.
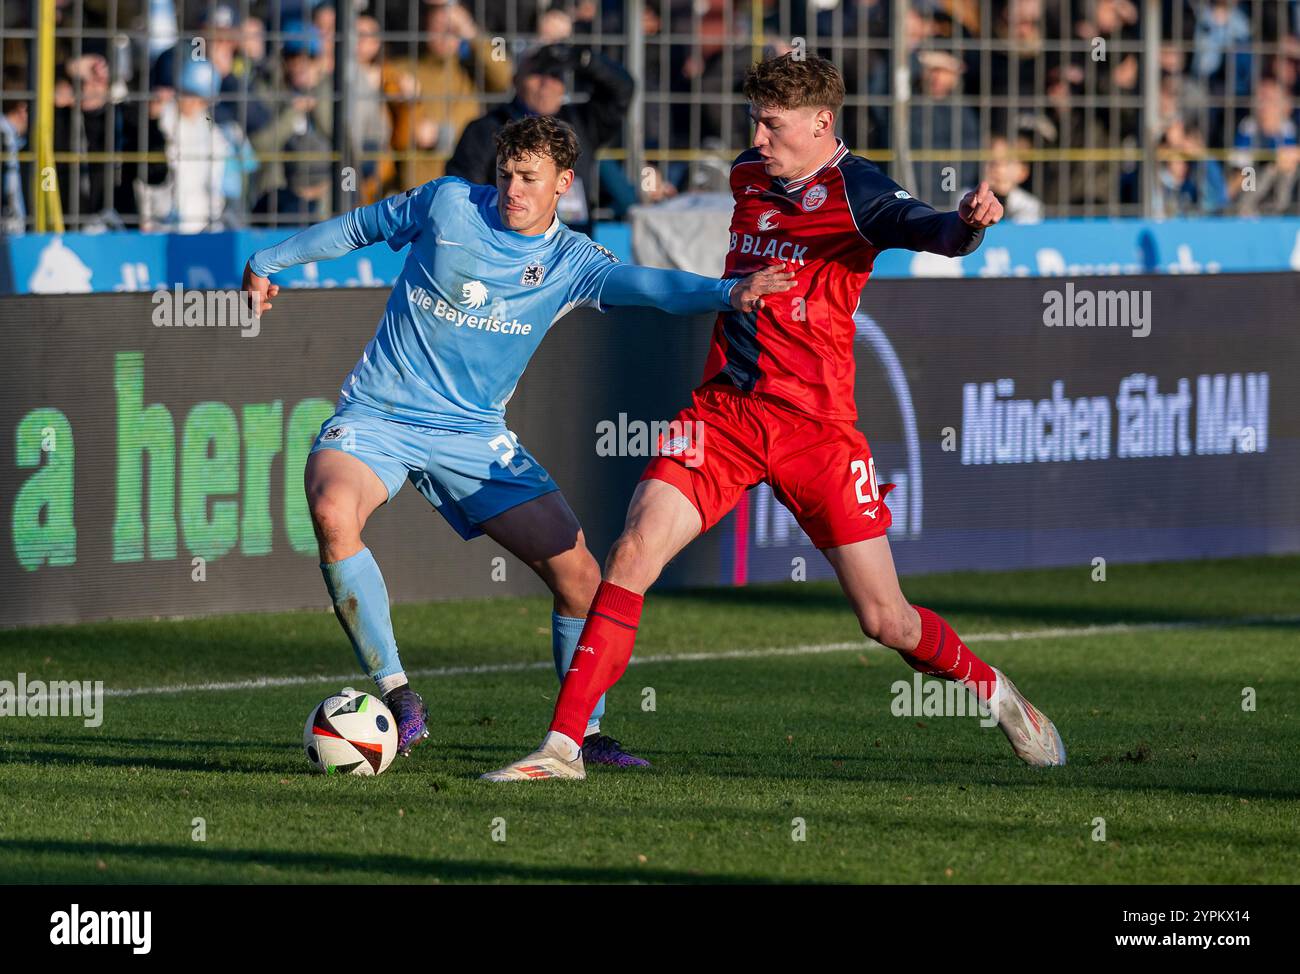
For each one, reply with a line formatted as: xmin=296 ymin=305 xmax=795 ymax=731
xmin=480 ymin=733 xmax=586 ymax=782
xmin=989 ymin=668 xmax=1067 ymax=766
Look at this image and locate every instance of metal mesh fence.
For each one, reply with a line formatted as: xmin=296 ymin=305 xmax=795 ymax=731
xmin=1 ymin=0 xmax=1297 ymax=233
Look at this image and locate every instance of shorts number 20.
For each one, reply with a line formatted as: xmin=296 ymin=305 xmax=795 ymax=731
xmin=851 ymin=458 xmax=879 ymax=504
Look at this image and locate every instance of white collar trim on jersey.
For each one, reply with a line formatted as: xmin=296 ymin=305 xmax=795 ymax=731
xmin=779 ymin=139 xmax=849 ymax=193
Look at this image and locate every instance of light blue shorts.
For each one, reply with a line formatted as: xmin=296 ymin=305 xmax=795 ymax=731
xmin=311 ymin=411 xmax=558 ymax=540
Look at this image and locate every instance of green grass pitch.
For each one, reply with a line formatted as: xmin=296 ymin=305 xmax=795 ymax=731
xmin=1 ymin=555 xmax=1297 ymax=884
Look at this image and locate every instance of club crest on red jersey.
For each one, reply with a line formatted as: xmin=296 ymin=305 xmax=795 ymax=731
xmin=802 ymin=184 xmax=828 ymax=211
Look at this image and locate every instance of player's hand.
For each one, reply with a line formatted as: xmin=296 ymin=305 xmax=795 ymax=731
xmin=730 ymin=261 xmax=797 ymax=313
xmin=242 ymin=260 xmax=279 ymax=316
xmin=958 ymin=181 xmax=1004 ymax=228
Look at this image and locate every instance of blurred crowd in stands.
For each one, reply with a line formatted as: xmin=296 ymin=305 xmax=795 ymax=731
xmin=1 ymin=0 xmax=1298 ymax=234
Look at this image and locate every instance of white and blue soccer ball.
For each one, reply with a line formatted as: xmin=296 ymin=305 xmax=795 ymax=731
xmin=303 ymin=687 xmax=398 ymax=776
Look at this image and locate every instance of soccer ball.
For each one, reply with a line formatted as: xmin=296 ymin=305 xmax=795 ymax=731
xmin=303 ymin=687 xmax=398 ymax=776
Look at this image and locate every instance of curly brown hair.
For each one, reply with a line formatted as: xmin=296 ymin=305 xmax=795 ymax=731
xmin=494 ymin=115 xmax=580 ymax=173
xmin=742 ymin=53 xmax=845 ymax=114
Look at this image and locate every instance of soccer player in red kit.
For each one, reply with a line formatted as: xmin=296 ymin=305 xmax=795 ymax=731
xmin=484 ymin=54 xmax=1065 ymax=781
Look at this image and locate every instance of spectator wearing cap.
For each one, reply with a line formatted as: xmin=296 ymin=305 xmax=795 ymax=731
xmin=149 ymin=5 xmax=272 ymax=141
xmin=151 ymin=3 xmax=234 ymax=91
xmin=385 ymin=0 xmax=513 ymax=188
xmin=205 ymin=4 xmax=275 ymax=137
xmin=910 ymin=49 xmax=980 ymax=209
xmin=158 ymin=57 xmax=236 ymax=232
xmin=446 ymin=42 xmax=634 ymax=235
xmin=248 ymin=18 xmax=333 ymax=212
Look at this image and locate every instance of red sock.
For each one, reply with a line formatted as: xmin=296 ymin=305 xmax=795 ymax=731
xmin=904 ymin=605 xmax=998 ymax=704
xmin=550 ymin=581 xmax=644 ymax=742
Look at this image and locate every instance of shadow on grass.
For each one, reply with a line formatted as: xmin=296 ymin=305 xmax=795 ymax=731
xmin=0 ymin=837 xmax=813 ymax=885
xmin=3 ymin=733 xmax=285 ymax=751
xmin=629 ymin=730 xmax=1300 ymax=802
xmin=0 ymin=744 xmax=296 ymax=775
xmin=651 ymin=584 xmax=1300 ymax=630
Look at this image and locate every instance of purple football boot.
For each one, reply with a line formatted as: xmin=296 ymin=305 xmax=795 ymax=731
xmin=383 ymin=684 xmax=430 ymax=757
xmin=581 ymin=733 xmax=651 ymax=768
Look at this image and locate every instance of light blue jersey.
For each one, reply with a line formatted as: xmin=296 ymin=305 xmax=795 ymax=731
xmin=264 ymin=179 xmax=739 ymax=727
xmin=250 ymin=176 xmax=739 ymax=432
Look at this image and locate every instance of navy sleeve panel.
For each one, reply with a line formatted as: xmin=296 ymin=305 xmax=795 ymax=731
xmin=840 ymin=155 xmax=984 ymax=258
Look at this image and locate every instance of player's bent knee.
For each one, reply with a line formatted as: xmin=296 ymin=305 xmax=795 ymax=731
xmin=308 ymin=493 xmax=363 ymax=550
xmin=604 ymin=528 xmax=662 ymax=592
xmin=551 ymin=550 xmax=602 ymax=616
xmin=858 ymin=603 xmax=918 ymax=651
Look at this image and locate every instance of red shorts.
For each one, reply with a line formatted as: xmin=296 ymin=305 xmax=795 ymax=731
xmin=640 ymin=384 xmax=894 ymax=549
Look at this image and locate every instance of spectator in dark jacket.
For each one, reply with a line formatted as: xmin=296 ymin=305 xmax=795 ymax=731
xmin=54 ymin=51 xmax=168 ymax=229
xmin=910 ymin=50 xmax=981 ymax=210
xmin=253 ymin=128 xmax=333 ymax=225
xmin=446 ymin=43 xmax=633 ymax=235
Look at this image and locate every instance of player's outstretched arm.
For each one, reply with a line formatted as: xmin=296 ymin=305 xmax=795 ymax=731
xmin=859 ymin=181 xmax=1003 ymax=259
xmin=241 ymin=210 xmax=383 ymax=316
xmin=242 ymin=182 xmax=438 ymax=315
xmin=599 ymin=262 xmax=796 ymax=315
xmin=246 ymin=208 xmax=382 ymax=277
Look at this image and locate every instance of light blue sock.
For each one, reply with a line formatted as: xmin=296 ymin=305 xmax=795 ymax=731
xmin=553 ymin=612 xmax=603 ymax=736
xmin=322 ymin=547 xmax=406 ymax=694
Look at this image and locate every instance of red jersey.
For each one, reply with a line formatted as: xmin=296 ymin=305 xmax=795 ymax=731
xmin=704 ymin=140 xmax=984 ymax=421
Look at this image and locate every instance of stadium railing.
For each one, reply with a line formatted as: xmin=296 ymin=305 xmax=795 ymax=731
xmin=1 ymin=0 xmax=1297 ymax=234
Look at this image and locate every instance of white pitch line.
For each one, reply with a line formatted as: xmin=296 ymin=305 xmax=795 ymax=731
xmin=88 ymin=613 xmax=1299 ymax=701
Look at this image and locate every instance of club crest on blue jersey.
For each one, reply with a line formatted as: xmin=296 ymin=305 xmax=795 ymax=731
xmin=521 ymin=262 xmax=547 ymax=286
xmin=461 ymin=280 xmax=489 ymax=308
xmin=802 ymin=184 xmax=828 ymax=211
xmin=322 ymin=426 xmax=348 ymax=441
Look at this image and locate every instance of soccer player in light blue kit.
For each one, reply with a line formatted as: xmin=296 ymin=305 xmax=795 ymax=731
xmin=243 ymin=116 xmax=794 ymax=765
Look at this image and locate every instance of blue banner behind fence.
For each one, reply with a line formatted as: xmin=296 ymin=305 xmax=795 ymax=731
xmin=2 ymin=217 xmax=1298 ymax=295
